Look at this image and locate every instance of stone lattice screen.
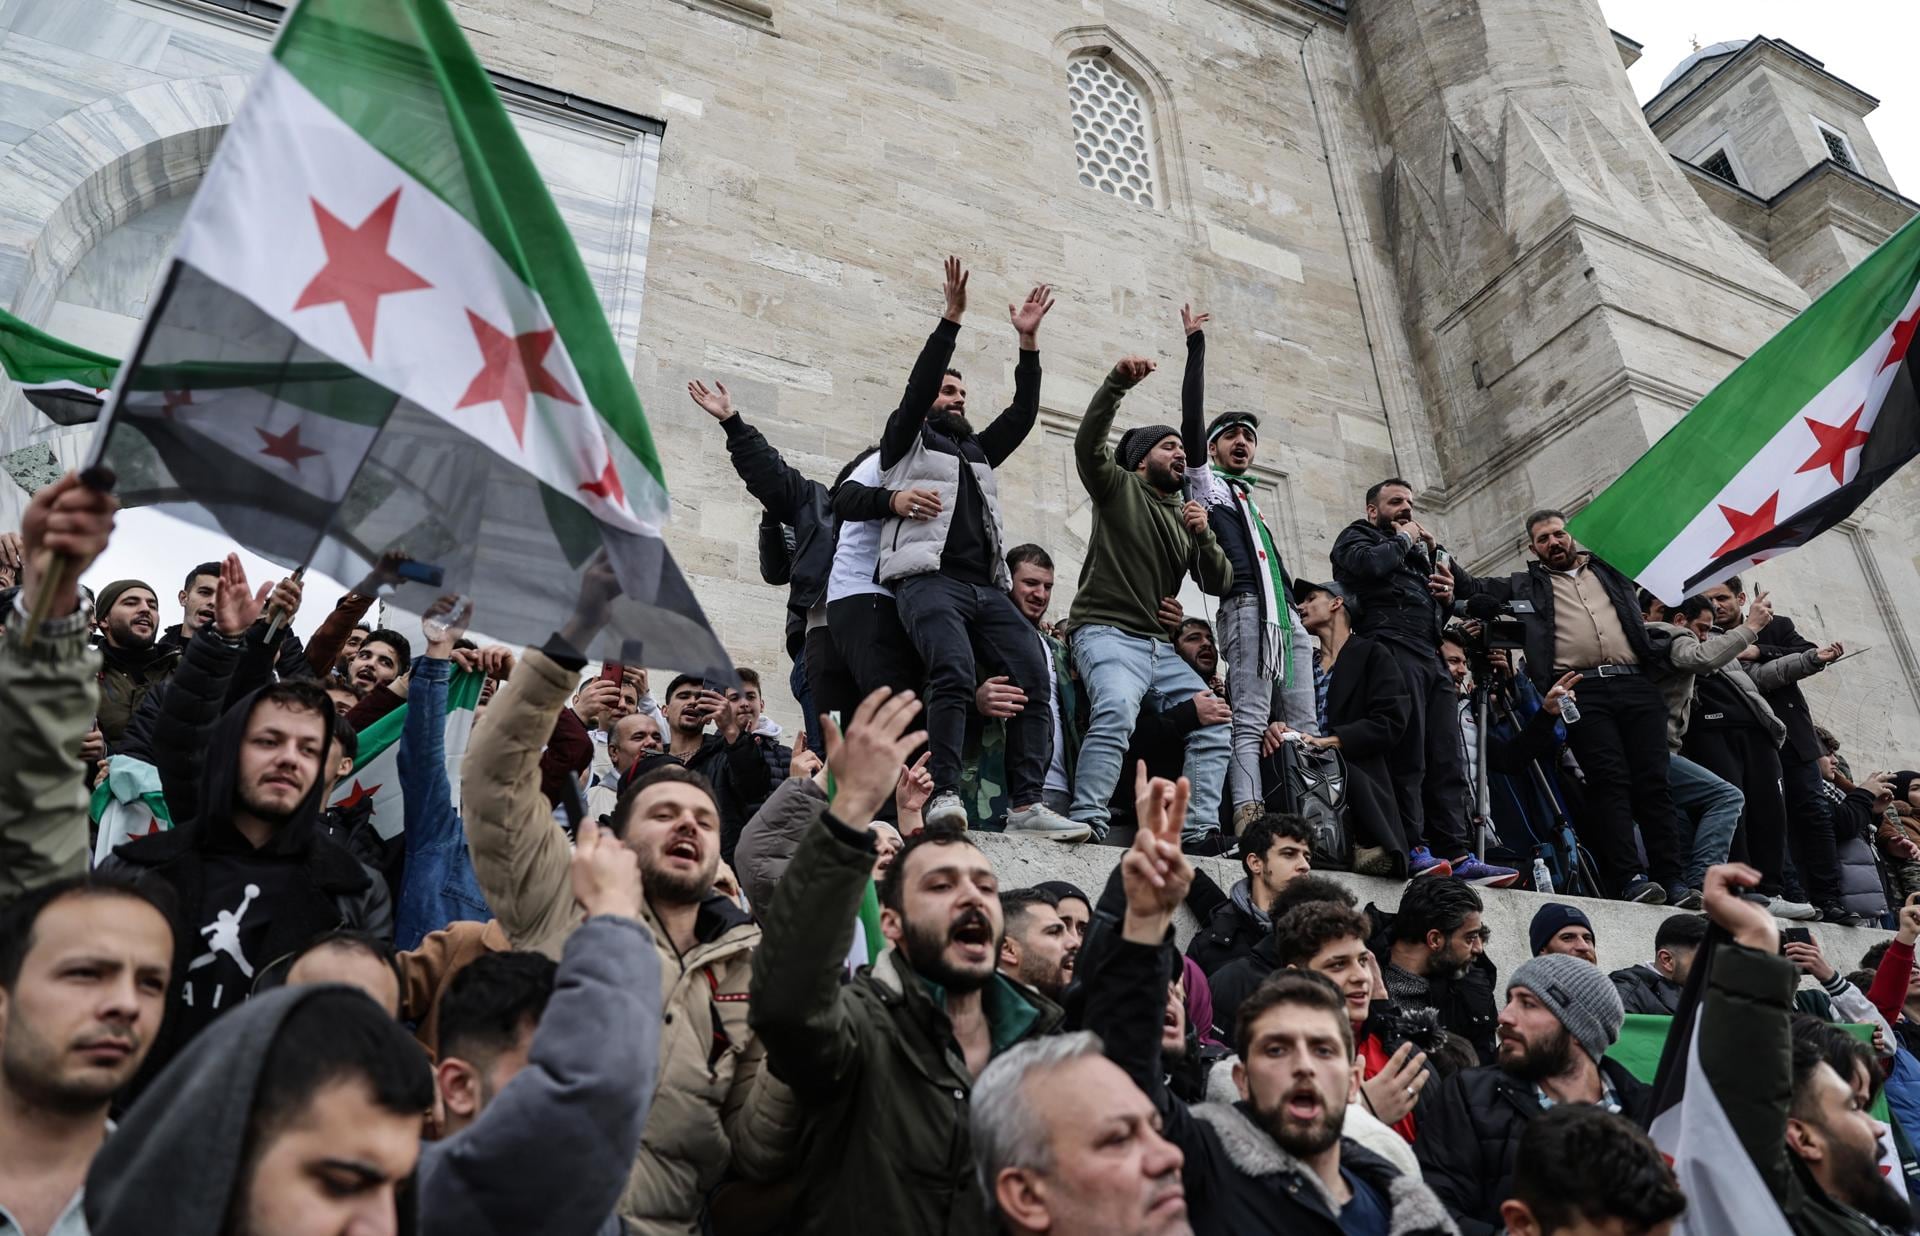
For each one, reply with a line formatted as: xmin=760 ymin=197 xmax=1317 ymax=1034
xmin=1067 ymin=56 xmax=1157 ymax=208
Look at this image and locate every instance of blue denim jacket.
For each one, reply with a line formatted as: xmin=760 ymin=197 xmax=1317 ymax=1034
xmin=394 ymin=656 xmax=493 ymax=950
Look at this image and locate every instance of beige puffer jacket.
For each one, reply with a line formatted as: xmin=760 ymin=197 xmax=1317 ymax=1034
xmin=462 ymin=648 xmax=800 ymax=1233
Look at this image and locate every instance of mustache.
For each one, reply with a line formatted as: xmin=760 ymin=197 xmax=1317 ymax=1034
xmin=949 ymin=907 xmax=993 ymax=940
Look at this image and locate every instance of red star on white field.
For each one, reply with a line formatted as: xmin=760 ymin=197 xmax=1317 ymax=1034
xmin=455 ymin=310 xmax=579 ymax=445
xmin=293 ymin=189 xmax=433 ymax=358
xmin=1793 ymin=406 xmax=1872 ymax=484
xmin=256 ymin=423 xmax=324 ymax=470
xmin=1712 ymin=491 xmax=1780 ymax=559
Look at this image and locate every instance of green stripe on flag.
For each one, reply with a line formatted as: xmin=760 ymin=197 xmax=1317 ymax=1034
xmin=1571 ymin=213 xmax=1920 ymax=576
xmin=448 ymin=666 xmax=485 ymax=711
xmin=353 ymin=699 xmax=407 ymax=769
xmin=1611 ymin=1013 xmax=1887 ymax=1120
xmin=857 ymin=881 xmax=886 ymax=962
xmin=273 ymin=0 xmax=665 ymax=497
xmin=0 ymin=307 xmax=118 ymax=387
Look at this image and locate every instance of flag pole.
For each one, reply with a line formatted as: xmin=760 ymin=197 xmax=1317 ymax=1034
xmin=262 ymin=564 xmax=307 ymax=644
xmin=17 ymin=465 xmax=116 ymax=649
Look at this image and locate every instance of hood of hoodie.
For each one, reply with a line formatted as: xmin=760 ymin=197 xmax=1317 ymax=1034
xmin=85 ymin=985 xmax=411 ymax=1236
xmin=197 ymin=683 xmax=336 ymax=856
xmin=1228 ymin=877 xmax=1272 ymax=934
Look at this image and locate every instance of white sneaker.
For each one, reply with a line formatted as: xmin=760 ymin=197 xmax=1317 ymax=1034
xmin=1768 ymin=896 xmax=1820 ymax=921
xmin=1004 ymin=803 xmax=1094 ymax=843
xmin=924 ymin=792 xmax=968 ymax=831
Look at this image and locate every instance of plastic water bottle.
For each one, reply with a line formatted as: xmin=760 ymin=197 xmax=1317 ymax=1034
xmin=1558 ymin=694 xmax=1581 ymax=724
xmin=1532 ymin=857 xmax=1555 ymax=894
xmin=422 ymin=594 xmax=473 ymax=643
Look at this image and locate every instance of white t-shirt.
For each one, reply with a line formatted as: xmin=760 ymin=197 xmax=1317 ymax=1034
xmin=826 ymin=452 xmax=894 ymax=604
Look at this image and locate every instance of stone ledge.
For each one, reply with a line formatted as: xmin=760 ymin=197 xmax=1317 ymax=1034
xmin=970 ymin=832 xmax=1889 ymax=982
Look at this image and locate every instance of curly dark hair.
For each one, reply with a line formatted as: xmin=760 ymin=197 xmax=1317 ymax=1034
xmin=1509 ymin=1104 xmax=1686 ymax=1233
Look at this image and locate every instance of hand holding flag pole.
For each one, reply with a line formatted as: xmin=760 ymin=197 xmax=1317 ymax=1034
xmin=262 ymin=566 xmax=306 ymax=645
xmin=18 ymin=466 xmax=116 ymax=649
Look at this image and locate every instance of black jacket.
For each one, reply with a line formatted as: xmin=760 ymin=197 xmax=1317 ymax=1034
xmin=1455 ymin=554 xmax=1660 ymax=692
xmin=723 ymin=413 xmax=894 ymax=659
xmin=117 ymin=621 xmax=314 ymax=762
xmin=1186 ymin=888 xmax=1267 ymax=978
xmin=1413 ymin=1057 xmax=1653 ymax=1236
xmin=1365 ymin=905 xmax=1500 ymax=1065
xmin=1330 ymin=520 xmax=1463 ymax=651
xmin=98 ymin=629 xmax=391 ymax=1091
xmin=1609 ymin=963 xmax=1684 ymax=1015
xmin=1752 ymin=614 xmax=1827 ymax=763
xmin=1206 ymin=934 xmax=1277 ymax=1041
xmin=686 ymin=730 xmax=777 ymax=866
xmin=1083 ymin=934 xmax=1458 ymax=1235
xmin=1325 ymin=633 xmax=1413 ymax=856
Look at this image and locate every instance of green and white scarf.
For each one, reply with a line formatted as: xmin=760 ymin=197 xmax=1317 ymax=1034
xmin=1212 ymin=466 xmax=1293 ymax=683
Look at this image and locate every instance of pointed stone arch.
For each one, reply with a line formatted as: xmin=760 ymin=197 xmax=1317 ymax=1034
xmin=1054 ymin=26 xmax=1197 ymax=236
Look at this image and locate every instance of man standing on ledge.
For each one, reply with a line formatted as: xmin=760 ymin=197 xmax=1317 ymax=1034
xmin=875 ymin=256 xmax=1083 ymax=840
xmin=1065 ymin=355 xmax=1233 ymax=850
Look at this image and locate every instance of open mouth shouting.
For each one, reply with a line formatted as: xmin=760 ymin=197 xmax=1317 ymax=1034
xmin=948 ymin=908 xmax=995 ymax=965
xmin=660 ymin=832 xmax=702 ymax=869
xmin=1282 ymin=1082 xmax=1326 ymax=1125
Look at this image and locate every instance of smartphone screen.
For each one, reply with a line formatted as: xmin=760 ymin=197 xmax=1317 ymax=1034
xmin=599 ymin=660 xmax=624 ymax=686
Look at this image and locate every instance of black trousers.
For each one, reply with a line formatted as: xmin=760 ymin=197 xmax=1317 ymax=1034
xmin=1563 ymin=675 xmax=1683 ymax=893
xmin=827 ymin=593 xmax=924 ymax=704
xmin=1686 ymin=725 xmax=1790 ymax=896
xmin=894 ymin=573 xmax=1050 ymax=805
xmin=1378 ymin=639 xmax=1470 ymax=856
xmin=1780 ymin=752 xmax=1845 ymax=905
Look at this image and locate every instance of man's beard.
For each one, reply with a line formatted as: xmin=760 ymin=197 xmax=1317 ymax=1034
xmin=1144 ymin=457 xmax=1183 ymax=493
xmin=1256 ymin=1085 xmax=1346 ymax=1159
xmin=638 ymin=844 xmax=718 ymax=905
xmin=1499 ymin=1023 xmax=1577 ymax=1084
xmin=107 ymin=617 xmax=156 ymax=649
xmin=901 ymin=908 xmax=997 ymax=995
xmin=1425 ymin=949 xmax=1471 ymax=981
xmin=928 ymin=409 xmax=974 ymax=440
xmin=2 ymin=1021 xmax=131 ymax=1114
xmin=237 ymin=779 xmax=307 ymax=828
xmin=1011 ymin=950 xmax=1067 ymax=1001
xmin=1826 ymin=1122 xmax=1910 ymax=1229
xmin=1372 ymin=512 xmax=1405 ymax=533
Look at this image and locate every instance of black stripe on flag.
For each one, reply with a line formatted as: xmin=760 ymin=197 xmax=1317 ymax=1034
xmin=1685 ymin=353 xmax=1919 ymax=591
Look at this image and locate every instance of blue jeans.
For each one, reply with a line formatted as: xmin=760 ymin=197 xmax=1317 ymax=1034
xmin=1668 ymin=752 xmax=1743 ymax=890
xmin=1069 ymin=624 xmax=1229 ymax=841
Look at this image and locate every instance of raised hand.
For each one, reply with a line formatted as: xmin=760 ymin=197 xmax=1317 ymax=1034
xmin=1542 ymin=670 xmax=1581 ymax=717
xmin=479 ymin=645 xmax=515 ymax=680
xmin=422 ymin=593 xmax=469 ymax=652
xmin=1744 ymin=589 xmax=1774 ymax=631
xmin=571 ymin=816 xmax=644 ymax=920
xmin=1815 ymin=641 xmax=1844 ymax=664
xmin=1010 ymin=284 xmax=1055 ymax=344
xmin=576 ymin=676 xmax=623 ymax=728
xmin=1861 ymin=770 xmax=1895 ymax=807
xmin=1180 ymin=303 xmax=1211 ymax=336
xmin=974 ymin=675 xmax=1028 ymax=720
xmin=942 ymin=255 xmax=969 ymax=323
xmin=1702 ymin=862 xmax=1779 ymax=954
xmin=1122 ymin=762 xmax=1194 ymax=936
xmin=19 ymin=471 xmax=118 ymax=619
xmin=1359 ymin=1042 xmax=1429 ymax=1125
xmin=214 ymin=554 xmax=272 ymax=637
xmin=821 ymin=687 xmax=927 ymax=829
xmin=1114 ymin=356 xmax=1157 ymax=387
xmin=789 ymin=732 xmax=824 ymax=781
xmin=896 ymin=752 xmax=934 ymax=823
xmin=687 ymin=379 xmax=734 ymax=422
xmin=1784 ymin=935 xmax=1836 ymax=983
xmin=0 ymin=530 xmax=21 ymax=588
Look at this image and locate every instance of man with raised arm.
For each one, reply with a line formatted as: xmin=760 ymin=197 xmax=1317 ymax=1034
xmin=1065 ymin=352 xmax=1234 ymax=849
xmin=872 ymin=256 xmax=1083 ymax=840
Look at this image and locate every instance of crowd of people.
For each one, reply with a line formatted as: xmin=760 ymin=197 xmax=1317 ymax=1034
xmin=1 ymin=255 xmax=1918 ymax=1234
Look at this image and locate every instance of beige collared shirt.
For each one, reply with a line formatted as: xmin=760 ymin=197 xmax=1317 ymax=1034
xmin=1548 ymin=555 xmax=1637 ymax=670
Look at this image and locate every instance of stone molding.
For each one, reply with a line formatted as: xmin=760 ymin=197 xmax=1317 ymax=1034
xmin=1053 ymin=25 xmax=1198 ymax=242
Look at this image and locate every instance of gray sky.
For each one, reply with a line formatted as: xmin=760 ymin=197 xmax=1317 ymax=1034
xmin=1602 ymin=0 xmax=1918 ymax=192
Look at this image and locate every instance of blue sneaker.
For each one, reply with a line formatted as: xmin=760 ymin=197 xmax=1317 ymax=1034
xmin=1667 ymin=883 xmax=1704 ymax=910
xmin=1451 ymin=853 xmax=1520 ymax=889
xmin=1622 ymin=876 xmax=1667 ymax=905
xmin=1408 ymin=847 xmax=1454 ymax=879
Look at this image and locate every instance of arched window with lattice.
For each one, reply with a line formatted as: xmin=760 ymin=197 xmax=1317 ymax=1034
xmin=1067 ymin=56 xmax=1157 ymax=208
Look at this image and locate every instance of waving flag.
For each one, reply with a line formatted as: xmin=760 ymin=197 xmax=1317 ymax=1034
xmin=85 ymin=0 xmax=731 ymax=676
xmin=1571 ymin=215 xmax=1920 ymax=603
xmin=329 ymin=666 xmax=484 ymax=840
xmin=0 ymin=307 xmax=116 ymax=426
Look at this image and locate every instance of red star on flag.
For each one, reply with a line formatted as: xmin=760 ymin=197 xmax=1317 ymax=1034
xmin=1794 ymin=406 xmax=1872 ymax=483
xmin=579 ymin=455 xmax=626 ymax=504
xmin=1712 ymin=491 xmax=1780 ymax=559
xmin=455 ymin=310 xmax=579 ymax=444
xmin=159 ymin=387 xmax=193 ymax=420
xmin=337 ymin=780 xmax=383 ymax=811
xmin=293 ymin=189 xmax=433 ymax=358
xmin=256 ymin=423 xmax=324 ymax=470
xmin=1883 ymin=305 xmax=1919 ymax=373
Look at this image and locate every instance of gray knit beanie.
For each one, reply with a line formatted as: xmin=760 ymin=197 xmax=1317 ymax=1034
xmin=1118 ymin=424 xmax=1180 ymax=472
xmin=1508 ymin=953 xmax=1624 ymax=1063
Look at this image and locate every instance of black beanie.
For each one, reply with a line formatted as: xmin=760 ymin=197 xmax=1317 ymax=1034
xmin=1118 ymin=424 xmax=1180 ymax=472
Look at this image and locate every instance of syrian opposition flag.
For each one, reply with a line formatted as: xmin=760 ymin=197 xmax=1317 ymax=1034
xmin=0 ymin=307 xmax=116 ymax=427
xmin=89 ymin=756 xmax=175 ymax=867
xmin=85 ymin=0 xmax=731 ymax=677
xmin=330 ymin=666 xmax=483 ymax=839
xmin=1571 ymin=215 xmax=1920 ymax=603
xmin=1645 ymin=929 xmax=1796 ymax=1236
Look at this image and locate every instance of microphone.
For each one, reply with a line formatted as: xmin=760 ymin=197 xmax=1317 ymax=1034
xmin=1464 ymin=594 xmax=1503 ymax=621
